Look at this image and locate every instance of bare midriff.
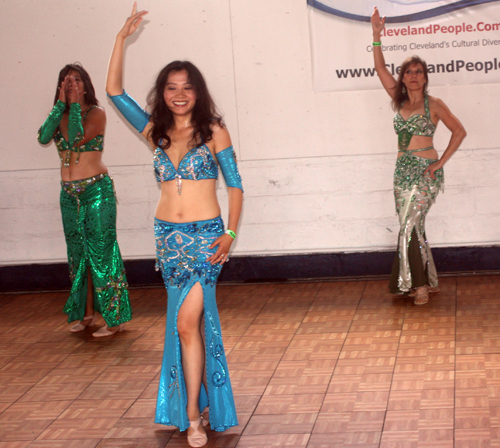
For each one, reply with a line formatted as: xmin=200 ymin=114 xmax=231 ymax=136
xmin=397 ymin=135 xmax=438 ymax=160
xmin=60 ymin=151 xmax=108 ymax=181
xmin=156 ymin=179 xmax=221 ymax=223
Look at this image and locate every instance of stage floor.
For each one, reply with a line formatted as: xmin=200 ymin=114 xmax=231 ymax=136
xmin=1 ymin=275 xmax=499 ymax=447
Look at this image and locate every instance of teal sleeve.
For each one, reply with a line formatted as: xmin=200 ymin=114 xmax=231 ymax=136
xmin=37 ymin=100 xmax=66 ymax=144
xmin=108 ymin=90 xmax=150 ymax=133
xmin=68 ymin=103 xmax=84 ymax=148
xmin=216 ymin=146 xmax=243 ymax=192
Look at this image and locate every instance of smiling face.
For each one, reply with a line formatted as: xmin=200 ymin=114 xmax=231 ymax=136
xmin=163 ymin=69 xmax=197 ymax=117
xmin=403 ymin=63 xmax=427 ymax=92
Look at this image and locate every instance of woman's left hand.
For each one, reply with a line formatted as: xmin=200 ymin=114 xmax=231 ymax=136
xmin=424 ymin=161 xmax=443 ymax=179
xmin=208 ymin=234 xmax=234 ymax=265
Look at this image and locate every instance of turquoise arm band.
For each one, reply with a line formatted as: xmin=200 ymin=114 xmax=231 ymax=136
xmin=37 ymin=100 xmax=66 ymax=144
xmin=68 ymin=103 xmax=84 ymax=147
xmin=216 ymin=146 xmax=243 ymax=192
xmin=108 ymin=90 xmax=150 ymax=133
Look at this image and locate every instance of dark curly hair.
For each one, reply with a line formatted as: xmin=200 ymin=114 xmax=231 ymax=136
xmin=146 ymin=61 xmax=223 ymax=150
xmin=392 ymin=55 xmax=429 ymax=111
xmin=53 ymin=63 xmax=99 ymax=109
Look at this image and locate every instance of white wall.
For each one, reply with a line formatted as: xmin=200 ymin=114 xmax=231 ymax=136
xmin=1 ymin=0 xmax=499 ymax=266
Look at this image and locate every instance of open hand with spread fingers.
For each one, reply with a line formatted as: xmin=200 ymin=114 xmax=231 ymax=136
xmin=118 ymin=1 xmax=148 ymax=39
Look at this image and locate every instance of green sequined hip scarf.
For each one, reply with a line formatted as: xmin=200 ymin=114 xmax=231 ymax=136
xmin=60 ymin=173 xmax=132 ymax=327
xmin=390 ymin=152 xmax=444 ymax=293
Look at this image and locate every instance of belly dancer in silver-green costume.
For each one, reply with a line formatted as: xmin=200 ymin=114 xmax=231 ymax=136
xmin=38 ymin=63 xmax=131 ymax=336
xmin=371 ymin=7 xmax=466 ymax=304
xmin=391 ymin=96 xmax=444 ymax=296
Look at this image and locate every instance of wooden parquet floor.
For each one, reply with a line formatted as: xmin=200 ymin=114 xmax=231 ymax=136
xmin=1 ymin=275 xmax=500 ymax=447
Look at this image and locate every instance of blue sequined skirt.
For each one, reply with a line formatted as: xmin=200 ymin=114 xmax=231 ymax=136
xmin=154 ymin=216 xmax=238 ymax=432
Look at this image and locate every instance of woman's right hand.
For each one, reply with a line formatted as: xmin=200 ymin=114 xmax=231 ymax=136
xmin=118 ymin=2 xmax=148 ymax=40
xmin=371 ymin=7 xmax=385 ymax=37
xmin=58 ymin=75 xmax=69 ymax=103
xmin=371 ymin=6 xmax=397 ymax=97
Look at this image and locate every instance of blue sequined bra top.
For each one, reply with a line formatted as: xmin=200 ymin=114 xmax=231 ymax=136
xmin=107 ymin=90 xmax=243 ymax=193
xmin=154 ymin=142 xmax=218 ymax=193
xmin=393 ymin=94 xmax=436 ymax=151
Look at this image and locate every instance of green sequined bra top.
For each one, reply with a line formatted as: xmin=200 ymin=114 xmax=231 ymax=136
xmin=55 ymin=105 xmax=104 ymax=155
xmin=393 ymin=94 xmax=436 ymax=151
xmin=38 ymin=101 xmax=104 ymax=168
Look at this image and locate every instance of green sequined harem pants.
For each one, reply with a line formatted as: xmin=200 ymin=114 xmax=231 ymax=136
xmin=60 ymin=173 xmax=132 ymax=326
xmin=389 ymin=152 xmax=444 ymax=294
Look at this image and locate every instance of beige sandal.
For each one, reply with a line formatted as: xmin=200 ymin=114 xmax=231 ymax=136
xmin=414 ymin=286 xmax=429 ymax=305
xmin=187 ymin=417 xmax=207 ymax=447
xmin=409 ymin=286 xmax=439 ymax=297
xmin=92 ymin=323 xmax=125 ymax=338
xmin=201 ymin=406 xmax=209 ymax=428
xmin=69 ymin=315 xmax=95 ymax=332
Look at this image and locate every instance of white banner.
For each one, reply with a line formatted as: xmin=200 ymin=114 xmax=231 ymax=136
xmin=308 ymin=0 xmax=500 ymax=91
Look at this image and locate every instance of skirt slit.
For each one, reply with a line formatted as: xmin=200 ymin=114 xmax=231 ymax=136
xmin=389 ymin=152 xmax=444 ymax=293
xmin=154 ymin=216 xmax=238 ymax=432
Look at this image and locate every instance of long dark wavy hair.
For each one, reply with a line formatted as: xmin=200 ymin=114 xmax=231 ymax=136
xmin=392 ymin=55 xmax=429 ymax=111
xmin=146 ymin=61 xmax=223 ymax=150
xmin=53 ymin=63 xmax=99 ymax=110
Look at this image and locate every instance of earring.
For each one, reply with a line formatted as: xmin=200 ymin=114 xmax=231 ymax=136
xmin=402 ymin=85 xmax=406 ymax=94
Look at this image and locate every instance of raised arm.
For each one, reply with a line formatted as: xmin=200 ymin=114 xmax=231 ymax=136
xmin=106 ymin=3 xmax=152 ymax=141
xmin=76 ymin=107 xmax=106 ymax=146
xmin=37 ymin=75 xmax=72 ymax=144
xmin=37 ymin=101 xmax=65 ymax=144
xmin=371 ymin=7 xmax=397 ymax=99
xmin=65 ymin=75 xmax=105 ymax=147
xmin=106 ymin=2 xmax=148 ymax=96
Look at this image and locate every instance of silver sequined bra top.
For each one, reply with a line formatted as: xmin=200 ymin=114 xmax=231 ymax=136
xmin=393 ymin=93 xmax=436 ymax=151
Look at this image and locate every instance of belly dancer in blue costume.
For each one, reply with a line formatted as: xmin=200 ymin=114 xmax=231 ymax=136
xmin=372 ymin=7 xmax=466 ymax=305
xmin=106 ymin=4 xmax=242 ymax=446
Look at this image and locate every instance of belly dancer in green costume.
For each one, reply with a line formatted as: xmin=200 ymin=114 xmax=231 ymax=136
xmin=38 ymin=63 xmax=132 ymax=336
xmin=371 ymin=7 xmax=467 ymax=305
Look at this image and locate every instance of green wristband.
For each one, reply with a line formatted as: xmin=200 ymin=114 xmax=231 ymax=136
xmin=37 ymin=100 xmax=67 ymax=145
xmin=373 ymin=42 xmax=382 ymax=46
xmin=225 ymin=230 xmax=236 ymax=240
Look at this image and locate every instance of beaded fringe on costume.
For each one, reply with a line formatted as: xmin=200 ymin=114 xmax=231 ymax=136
xmin=390 ymin=152 xmax=444 ymax=293
xmin=60 ymin=174 xmax=132 ymax=327
xmin=154 ymin=216 xmax=238 ymax=432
